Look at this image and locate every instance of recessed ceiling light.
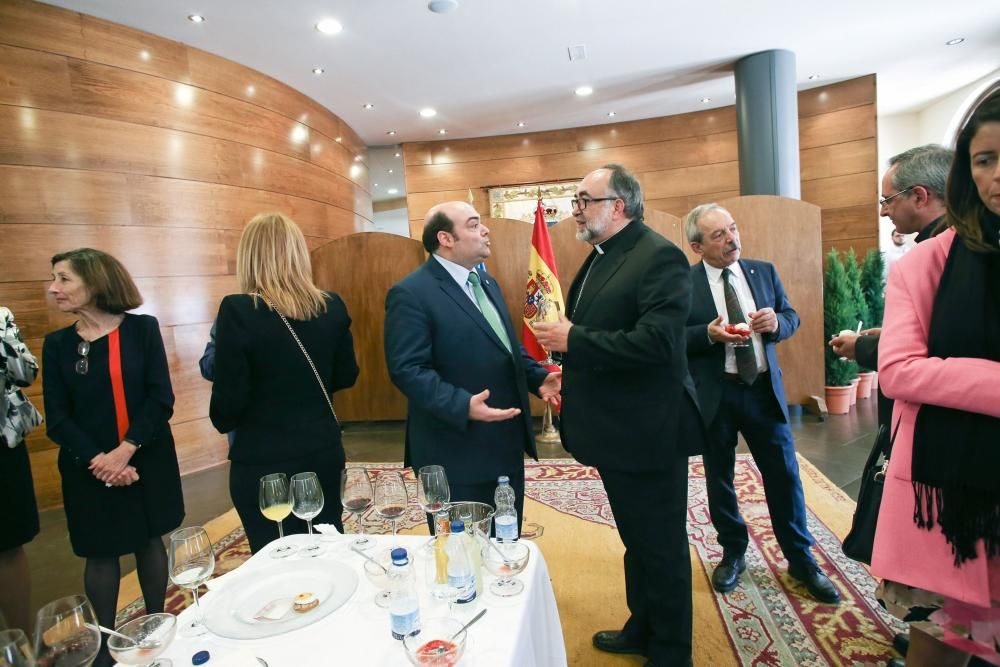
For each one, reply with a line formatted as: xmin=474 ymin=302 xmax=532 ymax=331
xmin=945 ymin=37 xmax=965 ymax=46
xmin=139 ymin=50 xmax=150 ymax=61
xmin=187 ymin=14 xmax=205 ymax=23
xmin=246 ymin=85 xmax=255 ymax=96
xmin=808 ymin=74 xmax=820 ymax=80
xmin=427 ymin=0 xmax=459 ymax=13
xmin=315 ymin=18 xmax=343 ymax=35
xmin=575 ymin=86 xmax=593 ymax=97
xmin=363 ymin=103 xmax=375 ymax=110
xmin=700 ymin=97 xmax=711 ymax=104
xmin=387 ymin=169 xmax=394 ymax=174
xmin=438 ymin=129 xmax=447 ymax=135
xmin=394 ymin=152 xmax=401 ymax=158
xmin=354 ymin=155 xmax=362 ymax=161
xmin=607 ymin=111 xmax=616 ymax=117
xmin=386 ymin=130 xmax=397 ymax=136
xmin=312 ymin=67 xmax=324 ymax=75
xmin=515 ymin=121 xmax=526 ymax=127
xmin=335 ymin=136 xmax=342 ymax=142
xmin=419 ymin=108 xmax=437 ymax=118
xmin=387 ymin=188 xmax=399 ymax=194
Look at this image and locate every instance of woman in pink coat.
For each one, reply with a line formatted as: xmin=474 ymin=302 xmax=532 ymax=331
xmin=872 ymin=86 xmax=1000 ymax=666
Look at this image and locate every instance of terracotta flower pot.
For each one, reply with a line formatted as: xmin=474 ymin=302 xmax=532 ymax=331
xmin=849 ymin=377 xmax=859 ymax=406
xmin=825 ymin=385 xmax=853 ymax=415
xmin=856 ymin=371 xmax=876 ymax=399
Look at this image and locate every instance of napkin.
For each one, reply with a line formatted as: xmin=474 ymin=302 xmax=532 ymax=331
xmin=314 ymin=523 xmax=342 ymax=535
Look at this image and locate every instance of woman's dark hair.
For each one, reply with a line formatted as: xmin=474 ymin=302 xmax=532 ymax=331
xmin=50 ymin=248 xmax=143 ymax=314
xmin=944 ymin=84 xmax=1000 ymax=252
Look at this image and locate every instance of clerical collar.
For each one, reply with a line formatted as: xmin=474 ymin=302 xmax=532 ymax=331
xmin=592 ymin=220 xmax=633 ymax=255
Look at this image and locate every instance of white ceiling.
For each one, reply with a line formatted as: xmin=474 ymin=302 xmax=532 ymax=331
xmin=42 ymin=0 xmax=1000 ymax=200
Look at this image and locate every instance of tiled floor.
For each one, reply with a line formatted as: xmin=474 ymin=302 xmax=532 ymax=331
xmin=23 ymin=396 xmax=878 ymax=620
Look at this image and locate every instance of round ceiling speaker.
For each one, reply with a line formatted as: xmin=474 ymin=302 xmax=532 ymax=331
xmin=428 ymin=0 xmax=459 ymax=13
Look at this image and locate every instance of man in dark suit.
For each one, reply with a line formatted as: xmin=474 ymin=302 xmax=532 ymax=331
xmin=384 ymin=201 xmax=560 ymax=531
xmin=535 ymin=164 xmax=703 ymax=667
xmin=683 ymin=203 xmax=839 ymax=604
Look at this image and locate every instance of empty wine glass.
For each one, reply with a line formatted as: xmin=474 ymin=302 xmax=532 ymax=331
xmin=32 ymin=594 xmax=100 ymax=667
xmin=259 ymin=473 xmax=297 ymax=559
xmin=340 ymin=467 xmax=373 ymax=550
xmin=107 ymin=613 xmax=177 ymax=667
xmin=168 ymin=526 xmax=215 ymax=638
xmin=374 ymin=471 xmax=408 ymax=539
xmin=1 ymin=628 xmax=36 ymax=667
xmin=291 ymin=472 xmax=325 ymax=557
xmin=417 ymin=465 xmax=450 ymax=533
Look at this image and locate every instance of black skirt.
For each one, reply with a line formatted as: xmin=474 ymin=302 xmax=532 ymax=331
xmin=0 ymin=441 xmax=40 ymax=551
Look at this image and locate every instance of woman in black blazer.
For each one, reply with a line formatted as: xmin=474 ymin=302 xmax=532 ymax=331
xmin=210 ymin=213 xmax=359 ymax=553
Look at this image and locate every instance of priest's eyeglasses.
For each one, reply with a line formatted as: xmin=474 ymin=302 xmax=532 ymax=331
xmin=570 ymin=196 xmax=619 ymax=211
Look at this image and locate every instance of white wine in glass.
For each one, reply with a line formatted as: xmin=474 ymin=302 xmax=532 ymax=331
xmin=291 ymin=472 xmax=325 ymax=557
xmin=340 ymin=467 xmax=373 ymax=550
xmin=168 ymin=526 xmax=215 ymax=638
xmin=32 ymin=594 xmax=100 ymax=667
xmin=259 ymin=473 xmax=298 ymax=559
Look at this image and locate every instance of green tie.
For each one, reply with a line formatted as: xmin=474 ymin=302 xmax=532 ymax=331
xmin=468 ymin=271 xmax=512 ymax=353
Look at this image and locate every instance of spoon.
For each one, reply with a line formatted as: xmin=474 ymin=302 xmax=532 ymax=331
xmin=450 ymin=609 xmax=486 ymax=640
xmin=87 ymin=623 xmax=161 ymax=649
xmin=474 ymin=528 xmax=515 ymax=566
xmin=350 ymin=545 xmax=388 ymax=573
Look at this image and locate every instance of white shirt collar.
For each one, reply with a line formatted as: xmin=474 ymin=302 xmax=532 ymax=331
xmin=703 ymin=259 xmax=744 ymax=283
xmin=433 ymin=254 xmax=480 ymax=287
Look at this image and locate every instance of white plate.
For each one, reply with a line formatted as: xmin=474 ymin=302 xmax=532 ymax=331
xmin=202 ymin=560 xmax=358 ymax=639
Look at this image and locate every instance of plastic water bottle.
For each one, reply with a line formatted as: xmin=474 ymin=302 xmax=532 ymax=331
xmin=494 ymin=475 xmax=519 ymax=542
xmin=388 ymin=547 xmax=421 ymax=640
xmin=446 ymin=520 xmax=477 ymax=608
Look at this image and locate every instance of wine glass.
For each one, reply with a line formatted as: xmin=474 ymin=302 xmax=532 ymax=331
xmin=291 ymin=472 xmax=325 ymax=557
xmin=259 ymin=473 xmax=298 ymax=559
xmin=417 ymin=465 xmax=450 ymax=533
xmin=32 ymin=594 xmax=100 ymax=667
xmin=481 ymin=540 xmax=531 ymax=597
xmin=168 ymin=526 xmax=215 ymax=638
xmin=107 ymin=614 xmax=177 ymax=667
xmin=361 ymin=548 xmax=394 ymax=608
xmin=1 ymin=628 xmax=36 ymax=667
xmin=340 ymin=467 xmax=374 ymax=550
xmin=374 ymin=471 xmax=408 ymax=539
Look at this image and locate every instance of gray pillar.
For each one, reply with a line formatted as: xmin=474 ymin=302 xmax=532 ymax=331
xmin=734 ymin=50 xmax=801 ymax=198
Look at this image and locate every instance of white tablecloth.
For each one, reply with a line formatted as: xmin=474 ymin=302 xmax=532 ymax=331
xmin=139 ymin=533 xmax=566 ymax=667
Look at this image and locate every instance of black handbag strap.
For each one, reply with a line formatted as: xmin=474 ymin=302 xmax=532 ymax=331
xmin=870 ymin=415 xmax=902 ymax=481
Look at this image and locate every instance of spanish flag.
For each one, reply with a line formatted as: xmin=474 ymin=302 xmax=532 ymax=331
xmin=522 ymin=199 xmax=564 ymax=372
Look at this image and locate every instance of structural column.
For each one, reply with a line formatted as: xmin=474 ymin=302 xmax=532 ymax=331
xmin=734 ymin=49 xmax=801 ymax=198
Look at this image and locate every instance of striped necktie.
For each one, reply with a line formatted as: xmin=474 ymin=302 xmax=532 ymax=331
xmin=468 ymin=271 xmax=512 ymax=353
xmin=722 ymin=268 xmax=759 ymax=385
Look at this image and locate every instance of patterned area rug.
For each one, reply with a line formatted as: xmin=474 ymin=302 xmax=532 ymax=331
xmin=119 ymin=456 xmax=903 ymax=666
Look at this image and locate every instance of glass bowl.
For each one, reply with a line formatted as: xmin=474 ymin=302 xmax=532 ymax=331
xmin=481 ymin=541 xmax=530 ymax=596
xmin=107 ymin=613 xmax=177 ymax=666
xmin=402 ymin=617 xmax=467 ymax=666
xmin=362 ymin=548 xmax=394 ymax=608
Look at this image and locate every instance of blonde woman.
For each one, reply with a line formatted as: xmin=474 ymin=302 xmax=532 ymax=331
xmin=210 ymin=213 xmax=359 ymax=553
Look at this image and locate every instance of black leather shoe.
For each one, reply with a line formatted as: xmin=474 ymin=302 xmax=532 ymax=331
xmin=643 ymin=659 xmax=693 ymax=667
xmin=711 ymin=554 xmax=746 ymax=593
xmin=592 ymin=630 xmax=647 ymax=656
xmin=788 ymin=564 xmax=841 ymax=604
xmin=892 ymin=632 xmax=909 ymax=657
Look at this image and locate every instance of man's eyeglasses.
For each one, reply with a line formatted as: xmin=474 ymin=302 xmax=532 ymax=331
xmin=75 ymin=341 xmax=90 ymax=375
xmin=570 ymin=196 xmax=619 ymax=211
xmin=878 ymin=185 xmax=916 ymax=207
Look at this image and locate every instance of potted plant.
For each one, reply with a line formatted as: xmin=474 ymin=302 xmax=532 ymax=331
xmin=824 ymin=248 xmax=858 ymax=414
xmin=855 ymin=248 xmax=886 ymax=399
xmin=844 ymin=248 xmax=872 ymax=402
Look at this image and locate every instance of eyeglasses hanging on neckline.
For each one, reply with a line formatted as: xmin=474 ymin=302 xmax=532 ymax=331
xmin=76 ymin=340 xmax=90 ymax=375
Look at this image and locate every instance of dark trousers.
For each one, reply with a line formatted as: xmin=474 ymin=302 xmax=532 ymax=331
xmin=599 ymin=455 xmax=691 ymax=666
xmin=703 ymin=375 xmax=814 ymax=567
xmin=229 ymin=448 xmax=346 ymax=554
xmin=422 ymin=468 xmax=525 ymax=537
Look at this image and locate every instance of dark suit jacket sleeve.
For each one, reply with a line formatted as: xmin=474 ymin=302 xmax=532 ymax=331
xmin=855 ymin=333 xmax=879 ymax=371
xmin=210 ymin=296 xmax=250 ymax=434
xmin=328 ymin=294 xmax=360 ymax=393
xmin=42 ymin=333 xmax=103 ymax=465
xmin=568 ymin=243 xmax=691 ymax=369
xmin=685 ymin=320 xmax=713 ymax=355
xmin=766 ymin=263 xmax=799 ymax=344
xmin=384 ymin=283 xmax=472 ymax=431
xmin=124 ymin=316 xmax=175 ymax=447
xmin=198 ymin=319 xmax=217 ymax=382
xmin=518 ymin=344 xmax=550 ymax=394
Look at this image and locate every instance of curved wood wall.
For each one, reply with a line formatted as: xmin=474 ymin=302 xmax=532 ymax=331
xmin=403 ymin=75 xmax=878 ymax=258
xmin=0 ymin=0 xmax=373 ymax=509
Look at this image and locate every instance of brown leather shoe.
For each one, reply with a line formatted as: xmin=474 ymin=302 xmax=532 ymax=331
xmin=592 ymin=630 xmax=647 ymax=656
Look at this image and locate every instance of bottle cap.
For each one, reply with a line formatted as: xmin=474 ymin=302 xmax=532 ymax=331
xmin=450 ymin=519 xmax=465 ymax=532
xmin=498 ymin=475 xmax=510 ymax=484
xmin=192 ymin=650 xmax=211 ymax=665
xmin=391 ymin=547 xmax=408 ymax=565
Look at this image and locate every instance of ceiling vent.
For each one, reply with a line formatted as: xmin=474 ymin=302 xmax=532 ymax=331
xmin=568 ymin=45 xmax=587 ymax=61
xmin=428 ymin=0 xmax=459 ymax=13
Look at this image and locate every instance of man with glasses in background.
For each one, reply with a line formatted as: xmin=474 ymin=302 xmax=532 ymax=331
xmin=535 ymin=164 xmax=703 ymax=667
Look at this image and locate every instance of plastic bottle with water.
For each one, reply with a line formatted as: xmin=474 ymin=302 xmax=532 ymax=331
xmin=446 ymin=520 xmax=477 ymax=609
xmin=494 ymin=475 xmax=519 ymax=542
xmin=388 ymin=547 xmax=421 ymax=640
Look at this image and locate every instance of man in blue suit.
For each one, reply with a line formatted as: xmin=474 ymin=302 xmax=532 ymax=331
xmin=683 ymin=203 xmax=840 ymax=604
xmin=384 ymin=201 xmax=561 ymax=531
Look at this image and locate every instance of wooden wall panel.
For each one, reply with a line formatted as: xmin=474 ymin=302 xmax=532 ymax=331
xmin=2 ymin=0 xmax=372 ymax=509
